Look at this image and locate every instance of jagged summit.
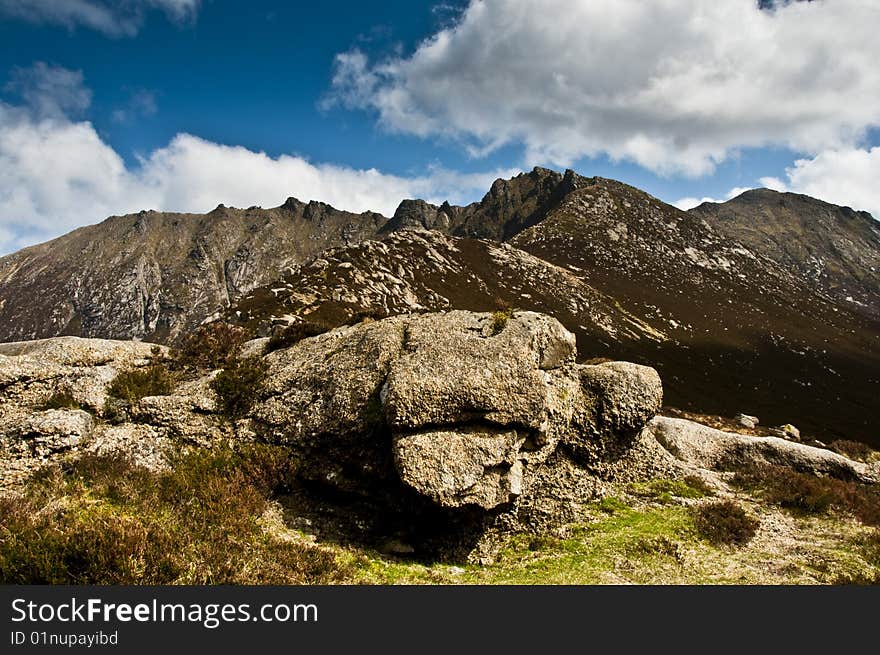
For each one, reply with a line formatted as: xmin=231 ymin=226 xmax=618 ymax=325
xmin=0 ymin=167 xmax=877 ymax=443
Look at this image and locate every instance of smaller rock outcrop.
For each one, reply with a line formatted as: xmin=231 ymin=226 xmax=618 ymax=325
xmin=649 ymin=416 xmax=877 ymax=484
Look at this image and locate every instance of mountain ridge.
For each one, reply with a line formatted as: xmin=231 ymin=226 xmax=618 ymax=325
xmin=0 ymin=167 xmax=877 ymax=443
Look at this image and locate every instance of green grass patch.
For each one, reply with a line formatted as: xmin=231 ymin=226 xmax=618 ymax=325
xmin=627 ymin=477 xmax=713 ymax=501
xmin=467 ymin=503 xmax=697 ymax=584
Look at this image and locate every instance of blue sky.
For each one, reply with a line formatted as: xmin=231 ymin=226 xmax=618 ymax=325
xmin=0 ymin=0 xmax=878 ymax=254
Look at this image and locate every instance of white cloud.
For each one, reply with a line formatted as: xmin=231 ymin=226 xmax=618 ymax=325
xmin=4 ymin=62 xmax=92 ymax=119
xmin=760 ymin=147 xmax=880 ymax=219
xmin=0 ymin=0 xmax=200 ymax=37
xmin=0 ymin=100 xmax=517 ymax=255
xmin=327 ymin=0 xmax=880 ymax=177
xmin=673 ymin=187 xmax=753 ymax=211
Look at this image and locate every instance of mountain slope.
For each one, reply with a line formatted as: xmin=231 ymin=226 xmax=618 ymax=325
xmin=0 ymin=199 xmax=386 ymax=342
xmin=690 ymin=189 xmax=880 ymax=319
xmin=0 ymin=167 xmax=877 ymax=443
xmin=228 ymin=175 xmax=880 ymax=444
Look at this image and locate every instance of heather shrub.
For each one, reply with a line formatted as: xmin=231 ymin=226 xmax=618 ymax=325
xmin=694 ymin=500 xmax=759 ymax=546
xmin=107 ymin=363 xmax=174 ymax=404
xmin=211 ymin=357 xmax=268 ymax=419
xmin=173 ymin=322 xmax=252 ymax=371
xmin=829 ymin=439 xmax=876 ymax=462
xmin=732 ymin=464 xmax=880 ymax=526
xmin=0 ymin=446 xmax=349 ymax=584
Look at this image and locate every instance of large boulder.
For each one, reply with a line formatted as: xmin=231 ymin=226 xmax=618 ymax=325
xmin=252 ymin=310 xmax=658 ymax=510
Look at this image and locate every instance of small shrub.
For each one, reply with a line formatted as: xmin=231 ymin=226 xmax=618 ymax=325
xmin=265 ymin=320 xmax=332 ymax=353
xmin=683 ymin=475 xmax=716 ymax=497
xmin=490 ymin=309 xmax=514 ymax=335
xmin=211 ymin=357 xmax=268 ymax=419
xmin=345 ymin=309 xmax=389 ymax=326
xmin=829 ymin=440 xmax=875 ymax=462
xmin=107 ymin=363 xmax=174 ymax=404
xmin=628 ymin=535 xmax=683 ymax=562
xmin=629 ymin=478 xmax=712 ymax=500
xmin=732 ymin=464 xmax=880 ymax=526
xmin=173 ymin=322 xmax=251 ymax=371
xmin=694 ymin=500 xmax=759 ymax=546
xmin=41 ymin=390 xmax=82 ymax=411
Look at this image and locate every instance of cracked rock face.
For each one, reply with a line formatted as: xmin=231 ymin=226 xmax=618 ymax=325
xmin=567 ymin=362 xmax=664 ymax=462
xmin=0 ymin=311 xmax=666 ymax=516
xmin=393 ymin=428 xmax=525 ymax=509
xmin=252 ymin=310 xmax=660 ymax=510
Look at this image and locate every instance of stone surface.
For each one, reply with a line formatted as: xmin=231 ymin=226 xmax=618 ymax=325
xmin=736 ymin=413 xmax=759 ymax=429
xmin=254 ymin=318 xmax=408 ymax=446
xmin=85 ymin=423 xmax=170 ymax=473
xmin=382 ymin=311 xmax=575 ymax=432
xmin=249 ymin=310 xmax=658 ymax=510
xmin=0 ymin=336 xmax=210 ymax=490
xmin=566 ymin=362 xmax=663 ymax=462
xmin=393 ymin=427 xmax=525 ymax=509
xmin=0 ymin=337 xmax=163 ymax=413
xmin=649 ymin=416 xmax=877 ymax=484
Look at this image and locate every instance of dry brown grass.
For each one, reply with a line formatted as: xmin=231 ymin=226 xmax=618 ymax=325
xmin=732 ymin=464 xmax=880 ymax=527
xmin=0 ymin=446 xmax=354 ymax=584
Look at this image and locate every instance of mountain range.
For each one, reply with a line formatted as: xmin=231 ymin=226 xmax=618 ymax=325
xmin=0 ymin=167 xmax=877 ymax=444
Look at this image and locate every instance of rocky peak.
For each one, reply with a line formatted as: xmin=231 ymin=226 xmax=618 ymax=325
xmin=385 ymin=199 xmax=451 ymax=233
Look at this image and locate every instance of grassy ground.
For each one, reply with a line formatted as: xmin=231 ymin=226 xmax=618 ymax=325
xmin=349 ymin=493 xmax=879 ymax=585
xmin=2 ymin=446 xmax=878 ymax=585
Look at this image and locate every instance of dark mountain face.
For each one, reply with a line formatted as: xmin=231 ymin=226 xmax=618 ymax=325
xmin=0 ymin=200 xmax=387 ymax=342
xmin=505 ymin=179 xmax=879 ymax=445
xmin=690 ymin=189 xmax=880 ymax=320
xmin=230 ymin=174 xmax=880 ymax=445
xmin=0 ymin=167 xmax=877 ymax=444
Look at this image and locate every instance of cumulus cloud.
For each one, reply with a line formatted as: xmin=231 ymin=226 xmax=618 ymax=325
xmin=760 ymin=147 xmax=880 ymax=219
xmin=0 ymin=97 xmax=516 ymax=255
xmin=0 ymin=0 xmax=201 ymax=37
xmin=4 ymin=62 xmax=92 ymax=119
xmin=327 ymin=0 xmax=880 ymax=176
